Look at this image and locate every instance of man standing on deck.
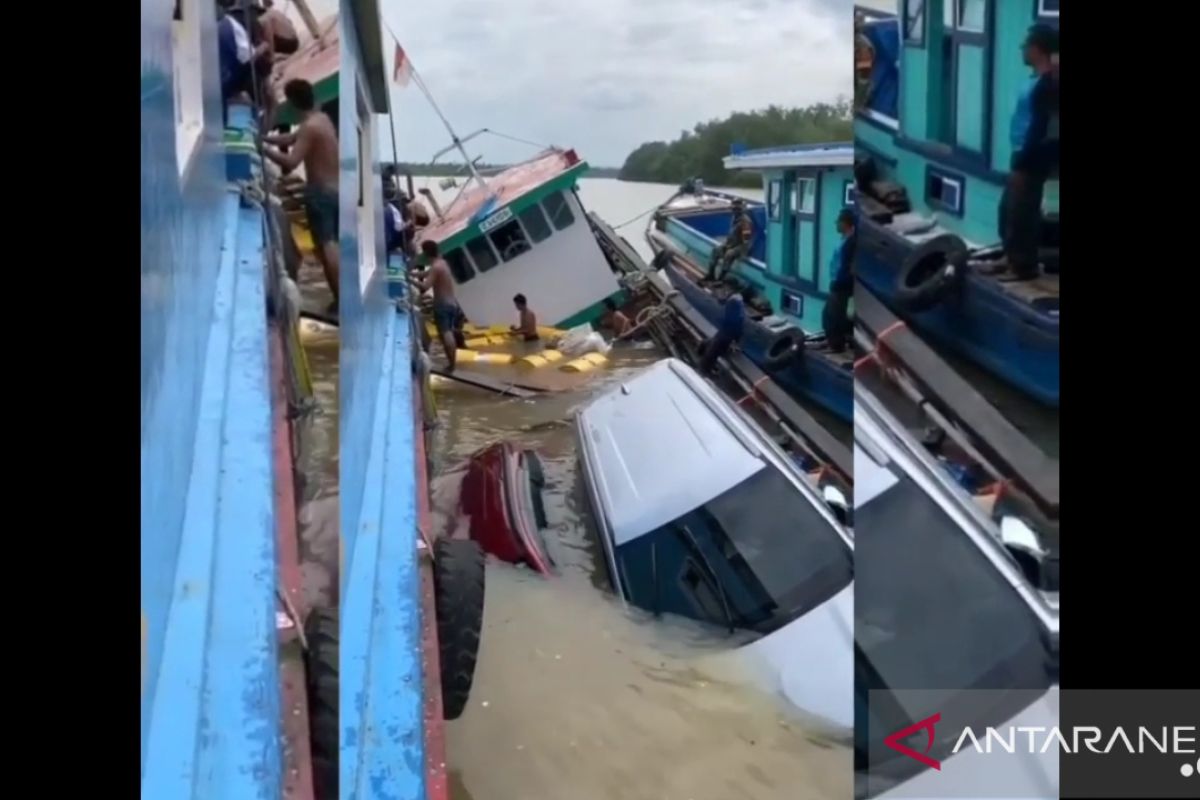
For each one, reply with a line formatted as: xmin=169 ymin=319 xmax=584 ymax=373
xmin=260 ymin=0 xmax=300 ymax=57
xmin=699 ymin=286 xmax=753 ymax=375
xmin=998 ymin=24 xmax=1059 ymax=282
xmin=511 ymin=295 xmax=540 ymax=342
xmin=411 ymin=241 xmax=463 ymax=372
xmin=263 ymin=79 xmax=340 ymax=308
xmin=706 ymin=198 xmax=755 ymax=283
xmin=823 ymin=208 xmax=856 ymax=353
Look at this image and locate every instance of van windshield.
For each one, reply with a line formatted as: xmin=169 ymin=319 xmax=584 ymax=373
xmin=854 ymin=453 xmax=1055 ymax=795
xmin=653 ymin=465 xmax=852 ymax=633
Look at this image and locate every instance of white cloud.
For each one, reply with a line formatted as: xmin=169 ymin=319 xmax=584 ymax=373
xmin=379 ymin=0 xmax=853 ymax=166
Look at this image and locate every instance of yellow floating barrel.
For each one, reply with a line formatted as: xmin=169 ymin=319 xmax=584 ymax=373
xmin=560 ymin=352 xmax=608 ymax=373
xmin=515 ymin=350 xmax=566 ymax=370
xmin=290 ymin=223 xmax=315 ymax=254
xmin=455 ymin=349 xmax=514 ymax=366
xmin=463 ymin=334 xmax=511 ymax=348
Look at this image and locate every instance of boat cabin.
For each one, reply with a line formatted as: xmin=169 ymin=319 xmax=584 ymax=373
xmin=576 ymin=359 xmax=853 ymax=636
xmin=854 ymin=2 xmax=1059 ymax=245
xmin=722 ymin=143 xmax=857 ymax=335
xmin=415 ymin=151 xmax=622 ymax=328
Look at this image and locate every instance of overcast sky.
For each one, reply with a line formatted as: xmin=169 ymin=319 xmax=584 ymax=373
xmin=376 ymin=0 xmax=855 ymax=167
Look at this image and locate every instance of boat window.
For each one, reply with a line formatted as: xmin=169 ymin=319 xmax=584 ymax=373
xmin=903 ymin=0 xmax=925 ymax=45
xmin=465 ymin=236 xmax=499 ymax=273
xmin=679 ymin=560 xmax=727 ymax=626
xmin=1038 ymin=0 xmax=1059 ymax=17
xmin=542 ymin=191 xmax=576 ymax=230
xmin=518 ymin=203 xmax=553 ymax=244
xmin=789 ymin=178 xmax=816 ymax=215
xmin=926 ymin=168 xmax=964 ymax=215
xmin=171 ymin=0 xmax=205 ymax=177
xmin=782 ymin=290 xmax=804 ymax=316
xmin=768 ymin=180 xmax=783 ymax=222
xmin=488 ymin=219 xmax=533 ymax=262
xmin=444 ymin=248 xmax=475 ymax=284
xmin=854 ymin=468 xmax=1054 ymax=787
xmin=954 ymin=0 xmax=985 ymax=32
xmin=654 ymin=465 xmax=852 ymax=631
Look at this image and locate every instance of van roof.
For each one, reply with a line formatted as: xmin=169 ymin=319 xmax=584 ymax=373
xmin=577 ymin=359 xmax=766 ymax=546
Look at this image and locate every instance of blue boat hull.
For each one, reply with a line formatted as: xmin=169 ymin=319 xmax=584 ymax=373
xmin=857 ymin=217 xmax=1060 ymax=407
xmin=663 ymin=261 xmax=853 ymax=423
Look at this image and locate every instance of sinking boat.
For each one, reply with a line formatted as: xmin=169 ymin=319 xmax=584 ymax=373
xmin=459 ymin=442 xmax=555 ymax=574
xmin=414 ymin=147 xmax=623 ymax=329
xmin=854 ymin=377 xmax=1059 ymax=799
xmin=645 ymin=145 xmax=857 ymax=424
xmin=852 ymin=6 xmax=1059 ymax=407
xmin=575 ymin=358 xmax=854 ymax=730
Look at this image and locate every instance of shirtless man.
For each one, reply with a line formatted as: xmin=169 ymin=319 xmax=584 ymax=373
xmin=603 ymin=297 xmax=632 ymax=338
xmin=511 ymin=294 xmax=539 ymax=342
xmin=264 ymin=79 xmax=340 ymax=306
xmin=260 ymin=0 xmax=300 ymax=57
xmin=411 ymin=240 xmax=462 ymax=371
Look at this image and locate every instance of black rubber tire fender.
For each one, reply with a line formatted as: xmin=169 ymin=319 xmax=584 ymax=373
xmin=762 ymin=331 xmax=802 ymax=371
xmin=433 ymin=537 xmax=486 ymax=721
xmin=894 ymin=233 xmax=968 ymax=313
xmin=303 ymin=606 xmax=339 ymax=800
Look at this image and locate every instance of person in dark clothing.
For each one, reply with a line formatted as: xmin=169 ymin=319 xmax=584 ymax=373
xmin=823 ymin=208 xmax=856 ymax=353
xmin=706 ymin=198 xmax=755 ymax=283
xmin=998 ymin=24 xmax=1059 ymax=281
xmin=218 ymin=0 xmax=273 ymax=115
xmin=699 ymin=287 xmax=753 ymax=375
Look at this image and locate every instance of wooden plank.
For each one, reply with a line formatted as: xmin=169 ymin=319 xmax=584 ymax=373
xmin=430 ymin=367 xmax=537 ymax=398
xmin=855 ymin=285 xmax=1060 ymax=513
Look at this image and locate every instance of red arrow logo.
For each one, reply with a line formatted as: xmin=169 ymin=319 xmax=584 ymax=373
xmin=884 ymin=712 xmax=943 ymax=771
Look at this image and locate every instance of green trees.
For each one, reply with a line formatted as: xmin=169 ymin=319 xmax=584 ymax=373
xmin=618 ymin=100 xmax=853 ymax=187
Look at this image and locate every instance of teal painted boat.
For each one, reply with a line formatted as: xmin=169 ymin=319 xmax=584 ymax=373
xmin=853 ymin=2 xmax=1060 ymax=407
xmin=645 ymin=143 xmax=858 ymax=424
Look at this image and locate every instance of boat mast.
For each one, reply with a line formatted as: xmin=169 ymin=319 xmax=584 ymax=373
xmin=413 ymin=73 xmax=489 ymax=193
xmin=289 ymin=0 xmax=324 ymax=47
xmin=379 ymin=18 xmax=489 ymax=194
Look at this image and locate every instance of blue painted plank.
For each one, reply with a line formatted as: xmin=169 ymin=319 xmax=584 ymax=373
xmin=142 ymin=195 xmax=280 ymax=800
xmin=342 ymin=308 xmax=426 ymax=800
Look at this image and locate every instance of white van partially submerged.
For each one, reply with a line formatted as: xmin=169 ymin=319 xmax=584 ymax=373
xmin=575 ymin=358 xmax=855 ymax=731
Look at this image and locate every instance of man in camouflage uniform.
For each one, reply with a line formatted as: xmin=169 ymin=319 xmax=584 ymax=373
xmin=706 ymin=198 xmax=755 ymax=283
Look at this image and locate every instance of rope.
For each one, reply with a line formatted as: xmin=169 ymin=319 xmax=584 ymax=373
xmin=481 ymin=128 xmax=555 ymax=151
xmin=612 ymin=204 xmax=660 ymax=229
xmin=736 ymin=375 xmax=771 ymax=407
xmin=615 ymin=292 xmax=679 ymax=342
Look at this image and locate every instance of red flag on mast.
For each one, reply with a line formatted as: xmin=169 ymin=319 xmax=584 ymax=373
xmin=393 ymin=42 xmax=413 ymax=87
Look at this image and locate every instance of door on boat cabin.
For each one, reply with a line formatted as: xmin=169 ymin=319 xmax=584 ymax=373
xmin=936 ymin=0 xmax=989 ymax=156
xmin=789 ymin=174 xmax=816 ymax=284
